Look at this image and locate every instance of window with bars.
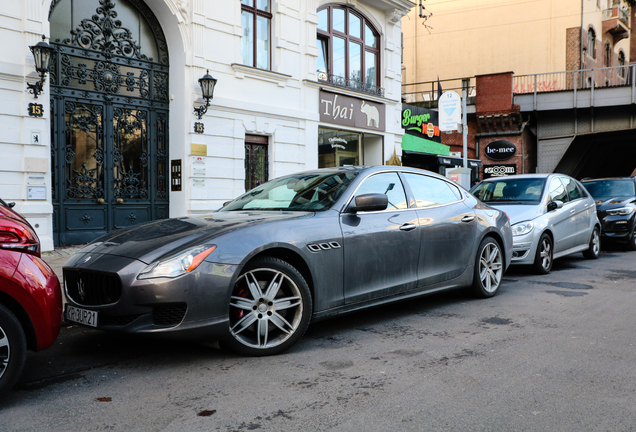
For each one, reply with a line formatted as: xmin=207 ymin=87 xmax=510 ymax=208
xmin=241 ymin=0 xmax=272 ymax=70
xmin=245 ymin=135 xmax=269 ymax=191
xmin=316 ymin=5 xmax=381 ymax=95
xmin=588 ymin=28 xmax=597 ymax=60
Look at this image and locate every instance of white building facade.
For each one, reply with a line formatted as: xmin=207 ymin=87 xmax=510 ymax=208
xmin=0 ymin=0 xmax=412 ymax=250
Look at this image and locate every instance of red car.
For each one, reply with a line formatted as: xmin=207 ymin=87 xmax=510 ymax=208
xmin=0 ymin=198 xmax=62 ymax=396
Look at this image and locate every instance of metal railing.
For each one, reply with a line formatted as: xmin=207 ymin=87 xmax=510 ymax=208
xmin=401 ymin=76 xmax=475 ymax=104
xmin=317 ymin=72 xmax=384 ymax=97
xmin=513 ymin=64 xmax=634 ymax=94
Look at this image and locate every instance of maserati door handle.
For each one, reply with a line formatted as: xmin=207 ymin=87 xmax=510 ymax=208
xmin=462 ymin=215 xmax=475 ymax=223
xmin=399 ymin=223 xmax=417 ymax=231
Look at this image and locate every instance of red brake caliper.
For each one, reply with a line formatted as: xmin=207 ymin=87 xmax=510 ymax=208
xmin=234 ymin=287 xmax=248 ymax=320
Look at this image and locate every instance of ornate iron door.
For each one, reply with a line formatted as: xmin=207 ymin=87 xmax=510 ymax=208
xmin=49 ymin=0 xmax=169 ymax=246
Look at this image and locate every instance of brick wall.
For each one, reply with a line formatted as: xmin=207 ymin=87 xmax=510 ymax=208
xmin=566 ymin=27 xmax=581 ymax=71
xmin=475 ymin=72 xmax=514 ymax=114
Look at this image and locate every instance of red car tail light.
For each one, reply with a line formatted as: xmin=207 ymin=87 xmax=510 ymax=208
xmin=0 ymin=216 xmax=41 ymax=257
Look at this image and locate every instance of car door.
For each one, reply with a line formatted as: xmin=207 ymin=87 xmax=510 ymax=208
xmin=402 ymin=173 xmax=477 ymax=287
xmin=340 ymin=172 xmax=420 ymax=304
xmin=561 ymin=177 xmax=593 ymax=248
xmin=546 ymin=176 xmax=577 ymax=253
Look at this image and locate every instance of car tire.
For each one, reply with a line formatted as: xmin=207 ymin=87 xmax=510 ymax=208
xmin=627 ymin=226 xmax=636 ymax=251
xmin=470 ymin=237 xmax=503 ymax=298
xmin=582 ymin=227 xmax=601 ymax=259
xmin=0 ymin=304 xmax=27 ymax=397
xmin=533 ymin=233 xmax=553 ymax=274
xmin=223 ymin=256 xmax=312 ymax=356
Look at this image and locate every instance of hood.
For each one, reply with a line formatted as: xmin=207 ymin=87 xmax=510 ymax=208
xmin=482 ymin=203 xmax=544 ymax=225
xmin=594 ymin=197 xmax=636 ymax=209
xmin=76 ymin=211 xmax=314 ymax=264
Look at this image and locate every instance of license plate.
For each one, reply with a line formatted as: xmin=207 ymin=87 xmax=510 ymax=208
xmin=65 ymin=305 xmax=98 ymax=327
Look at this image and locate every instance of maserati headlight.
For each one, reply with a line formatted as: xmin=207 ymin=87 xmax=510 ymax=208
xmin=137 ymin=245 xmax=217 ymax=280
xmin=512 ymin=221 xmax=534 ymax=237
xmin=606 ymin=207 xmax=634 ymax=216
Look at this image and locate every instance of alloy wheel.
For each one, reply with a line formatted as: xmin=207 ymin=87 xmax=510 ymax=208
xmin=539 ymin=238 xmax=552 ymax=270
xmin=229 ymin=268 xmax=304 ymax=350
xmin=478 ymin=242 xmax=503 ymax=293
xmin=0 ymin=325 xmax=9 ymax=381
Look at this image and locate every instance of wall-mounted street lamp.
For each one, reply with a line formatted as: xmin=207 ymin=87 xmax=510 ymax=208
xmin=193 ymin=69 xmax=218 ymax=119
xmin=27 ymin=35 xmax=55 ymax=99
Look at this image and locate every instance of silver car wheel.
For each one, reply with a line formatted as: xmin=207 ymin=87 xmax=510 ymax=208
xmin=539 ymin=237 xmax=552 ymax=270
xmin=229 ymin=267 xmax=304 ymax=350
xmin=591 ymin=229 xmax=600 ymax=255
xmin=479 ymin=242 xmax=503 ymax=293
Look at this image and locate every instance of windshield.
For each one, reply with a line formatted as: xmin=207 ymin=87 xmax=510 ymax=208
xmin=220 ymin=171 xmax=359 ymax=212
xmin=472 ymin=178 xmax=546 ymax=203
xmin=583 ymin=179 xmax=635 ymax=199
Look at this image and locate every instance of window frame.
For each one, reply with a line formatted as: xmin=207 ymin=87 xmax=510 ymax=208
xmin=244 ymin=134 xmax=269 ymax=191
xmin=316 ymin=5 xmax=381 ymax=92
xmin=241 ymin=1 xmax=273 ymax=70
xmin=588 ymin=27 xmax=597 ymax=60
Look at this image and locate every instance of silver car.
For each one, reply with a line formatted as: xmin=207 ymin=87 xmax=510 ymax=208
xmin=471 ymin=174 xmax=600 ymax=274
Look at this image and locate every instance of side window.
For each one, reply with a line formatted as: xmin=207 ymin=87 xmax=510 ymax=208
xmin=575 ymin=181 xmax=589 ymax=198
xmin=403 ymin=173 xmax=461 ymax=208
xmin=562 ymin=177 xmax=581 ymax=201
xmin=548 ymin=178 xmax=569 ymax=203
xmin=355 ymin=172 xmax=408 ymax=210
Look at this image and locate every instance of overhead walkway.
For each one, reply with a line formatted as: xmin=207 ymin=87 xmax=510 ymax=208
xmin=514 ymin=65 xmax=636 ymax=178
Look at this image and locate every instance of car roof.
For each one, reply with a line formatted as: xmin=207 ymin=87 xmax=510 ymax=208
xmin=581 ymin=177 xmax=636 ymax=182
xmin=480 ymin=173 xmax=557 ymax=181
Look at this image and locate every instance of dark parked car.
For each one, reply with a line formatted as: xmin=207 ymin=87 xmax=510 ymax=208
xmin=581 ymin=177 xmax=636 ymax=250
xmin=0 ymin=198 xmax=62 ymax=396
xmin=63 ymin=167 xmax=512 ymax=356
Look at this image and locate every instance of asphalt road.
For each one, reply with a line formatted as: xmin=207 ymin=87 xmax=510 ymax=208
xmin=1 ymin=246 xmax=635 ymax=432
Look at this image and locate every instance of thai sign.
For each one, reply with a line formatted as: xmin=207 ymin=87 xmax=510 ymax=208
xmin=319 ymin=90 xmax=385 ymax=132
xmin=484 ymin=140 xmax=517 ymax=161
xmin=401 ymin=105 xmax=441 ymax=143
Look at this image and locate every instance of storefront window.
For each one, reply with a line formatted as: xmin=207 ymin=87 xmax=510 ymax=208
xmin=318 ymin=128 xmax=361 ymax=168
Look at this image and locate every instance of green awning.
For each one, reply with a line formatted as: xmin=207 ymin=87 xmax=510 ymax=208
xmin=401 ymin=134 xmax=450 ymax=156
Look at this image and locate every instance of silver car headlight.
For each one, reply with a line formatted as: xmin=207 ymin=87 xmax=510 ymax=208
xmin=511 ymin=221 xmax=534 ymax=237
xmin=137 ymin=245 xmax=217 ymax=280
xmin=606 ymin=207 xmax=634 ymax=216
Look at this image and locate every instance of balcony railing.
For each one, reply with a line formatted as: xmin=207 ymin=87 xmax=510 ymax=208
xmin=602 ymin=6 xmax=630 ymax=26
xmin=401 ymin=76 xmax=476 ymax=104
xmin=317 ymin=72 xmax=384 ymax=97
xmin=513 ymin=65 xmax=634 ymax=94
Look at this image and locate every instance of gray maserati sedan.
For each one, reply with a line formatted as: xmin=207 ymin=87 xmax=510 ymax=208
xmin=63 ymin=166 xmax=512 ymax=356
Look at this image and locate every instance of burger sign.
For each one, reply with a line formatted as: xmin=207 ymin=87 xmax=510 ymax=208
xmin=484 ymin=140 xmax=517 ymax=161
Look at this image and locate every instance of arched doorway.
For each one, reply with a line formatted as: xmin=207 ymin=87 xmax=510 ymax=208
xmin=49 ymin=0 xmax=169 ymax=246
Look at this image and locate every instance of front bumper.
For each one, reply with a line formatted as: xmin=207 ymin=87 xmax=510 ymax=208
xmin=509 ymin=231 xmax=539 ymax=265
xmin=599 ymin=214 xmax=635 ymax=242
xmin=63 ymin=252 xmax=238 ymax=341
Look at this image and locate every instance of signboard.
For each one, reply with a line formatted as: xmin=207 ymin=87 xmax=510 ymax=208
xmin=484 ymin=140 xmax=517 ymax=161
xmin=438 ymin=91 xmax=461 ymax=132
xmin=28 ymin=103 xmax=44 ymax=117
xmin=319 ymin=90 xmax=385 ymax=132
xmin=483 ymin=164 xmax=517 ymax=178
xmin=194 ymin=122 xmax=204 ymax=134
xmin=401 ymin=105 xmax=440 ymax=142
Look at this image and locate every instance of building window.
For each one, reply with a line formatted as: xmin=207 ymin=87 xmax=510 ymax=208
xmin=316 ymin=5 xmax=381 ymax=96
xmin=245 ymin=135 xmax=269 ymax=191
xmin=588 ymin=28 xmax=596 ymax=60
xmin=618 ymin=50 xmax=626 ymax=78
xmin=605 ymin=41 xmax=611 ymax=66
xmin=241 ymin=0 xmax=271 ymax=70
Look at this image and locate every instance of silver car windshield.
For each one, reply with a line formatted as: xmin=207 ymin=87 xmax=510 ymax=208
xmin=583 ymin=179 xmax=636 ymax=200
xmin=473 ymin=178 xmax=546 ymax=203
xmin=220 ymin=171 xmax=359 ymax=212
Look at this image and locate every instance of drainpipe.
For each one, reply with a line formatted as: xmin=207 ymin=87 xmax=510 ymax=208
xmin=580 ymin=0 xmax=585 ymax=86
